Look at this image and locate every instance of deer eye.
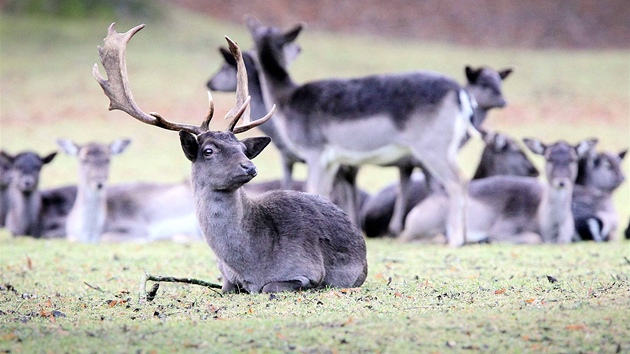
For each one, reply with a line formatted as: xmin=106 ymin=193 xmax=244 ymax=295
xmin=203 ymin=148 xmax=214 ymax=157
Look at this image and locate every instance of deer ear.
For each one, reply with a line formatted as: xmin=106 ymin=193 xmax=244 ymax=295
xmin=0 ymin=151 xmax=15 ymax=164
xmin=110 ymin=139 xmax=131 ymax=155
xmin=493 ymin=133 xmax=508 ymax=151
xmin=283 ymin=24 xmax=304 ymax=44
xmin=465 ymin=66 xmax=482 ymax=83
xmin=220 ymin=47 xmax=237 ymax=66
xmin=179 ymin=131 xmax=198 ymax=162
xmin=242 ymin=137 xmax=271 ymax=160
xmin=41 ymin=152 xmax=57 ymax=164
xmin=523 ymin=138 xmax=546 ymax=155
xmin=499 ymin=68 xmax=513 ymax=80
xmin=57 ymin=139 xmax=80 ymax=156
xmin=619 ymin=149 xmax=627 ymax=160
xmin=575 ymin=138 xmax=598 ymax=159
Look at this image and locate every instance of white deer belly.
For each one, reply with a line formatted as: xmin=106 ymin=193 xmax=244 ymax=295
xmin=321 ymin=114 xmax=408 ymax=165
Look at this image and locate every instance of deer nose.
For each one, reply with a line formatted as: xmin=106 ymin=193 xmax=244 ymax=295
xmin=241 ymin=162 xmax=257 ymax=177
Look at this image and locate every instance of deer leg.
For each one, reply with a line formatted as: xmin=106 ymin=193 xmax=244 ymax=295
xmin=261 ymin=280 xmax=305 ymax=293
xmin=388 ymin=165 xmax=414 ymax=236
xmin=280 ymin=154 xmax=295 ymax=190
xmin=412 ymin=152 xmax=467 ymax=247
xmin=332 ymin=165 xmax=360 ymax=225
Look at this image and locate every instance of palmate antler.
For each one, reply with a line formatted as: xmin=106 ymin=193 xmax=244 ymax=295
xmin=93 ymin=23 xmax=275 ymax=135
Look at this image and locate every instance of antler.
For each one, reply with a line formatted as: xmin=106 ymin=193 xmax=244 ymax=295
xmin=93 ymin=24 xmax=274 ymax=136
xmin=93 ymin=23 xmax=206 ymax=135
xmin=223 ymin=36 xmax=276 ymax=134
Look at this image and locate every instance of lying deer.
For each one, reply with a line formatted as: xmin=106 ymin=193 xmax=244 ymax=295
xmin=207 ymin=45 xmax=368 ymax=222
xmin=0 ymin=151 xmax=13 ymax=227
xmin=57 ymin=139 xmax=200 ymax=243
xmin=2 ymin=150 xmax=57 ymax=237
xmin=361 ymin=130 xmax=539 ymax=237
xmin=573 ymin=147 xmax=626 ymax=241
xmin=400 ymin=138 xmax=596 ymax=244
xmin=93 ymin=24 xmax=367 ymax=293
xmin=246 ymin=17 xmax=512 ymax=246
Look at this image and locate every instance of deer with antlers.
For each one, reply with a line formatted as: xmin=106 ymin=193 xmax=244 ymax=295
xmin=93 ymin=24 xmax=367 ymax=293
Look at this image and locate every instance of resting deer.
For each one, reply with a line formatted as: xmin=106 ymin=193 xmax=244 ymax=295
xmin=0 ymin=151 xmax=13 ymax=227
xmin=57 ymin=139 xmax=200 ymax=243
xmin=2 ymin=150 xmax=57 ymax=237
xmin=93 ymin=23 xmax=367 ymax=293
xmin=207 ymin=45 xmax=367 ymax=222
xmin=247 ymin=18 xmax=514 ymax=246
xmin=400 ymin=138 xmax=596 ymax=244
xmin=361 ymin=130 xmax=539 ymax=237
xmin=572 ymin=147 xmax=626 ymax=241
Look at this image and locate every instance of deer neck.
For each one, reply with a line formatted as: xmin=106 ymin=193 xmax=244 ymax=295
xmin=194 ymin=185 xmax=256 ymax=263
xmin=6 ymin=187 xmax=41 ymax=235
xmin=68 ymin=184 xmax=107 ymax=243
xmin=257 ymin=44 xmax=297 ymax=104
xmin=538 ymin=183 xmax=574 ymax=242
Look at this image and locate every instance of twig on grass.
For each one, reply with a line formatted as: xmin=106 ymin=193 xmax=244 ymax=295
xmin=139 ymin=271 xmax=222 ymax=302
xmin=84 ymin=281 xmax=104 ymax=292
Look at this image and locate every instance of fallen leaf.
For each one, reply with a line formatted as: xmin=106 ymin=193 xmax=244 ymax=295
xmin=524 ymin=298 xmax=536 ymax=304
xmin=494 ymin=288 xmax=506 ymax=295
xmin=566 ymin=324 xmax=590 ymax=332
xmin=26 ymin=256 xmax=33 ymax=270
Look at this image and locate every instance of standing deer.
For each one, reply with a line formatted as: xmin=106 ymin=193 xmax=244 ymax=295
xmin=93 ymin=23 xmax=367 ymax=293
xmin=573 ymin=147 xmax=626 ymax=241
xmin=207 ymin=45 xmax=367 ymax=222
xmin=247 ymin=18 xmax=511 ymax=246
xmin=400 ymin=138 xmax=596 ymax=244
xmin=3 ymin=151 xmax=57 ymax=237
xmin=57 ymin=139 xmax=200 ymax=243
xmin=361 ymin=130 xmax=539 ymax=237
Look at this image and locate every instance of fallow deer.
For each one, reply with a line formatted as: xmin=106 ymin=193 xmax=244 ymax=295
xmin=246 ymin=18 xmax=511 ymax=246
xmin=207 ymin=46 xmax=367 ymax=223
xmin=400 ymin=138 xmax=596 ymax=244
xmin=0 ymin=151 xmax=13 ymax=227
xmin=2 ymin=151 xmax=57 ymax=237
xmin=361 ymin=130 xmax=539 ymax=237
xmin=57 ymin=139 xmax=200 ymax=243
xmin=573 ymin=147 xmax=626 ymax=241
xmin=93 ymin=23 xmax=367 ymax=293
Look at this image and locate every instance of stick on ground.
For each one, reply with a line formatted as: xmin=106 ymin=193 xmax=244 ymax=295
xmin=139 ymin=271 xmax=222 ymax=302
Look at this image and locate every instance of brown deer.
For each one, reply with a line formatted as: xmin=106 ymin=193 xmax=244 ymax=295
xmin=400 ymin=138 xmax=596 ymax=244
xmin=93 ymin=24 xmax=367 ymax=293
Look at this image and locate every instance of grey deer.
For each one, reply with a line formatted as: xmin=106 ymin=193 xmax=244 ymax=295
xmin=361 ymin=130 xmax=539 ymax=237
xmin=573 ymin=147 xmax=626 ymax=241
xmin=93 ymin=23 xmax=367 ymax=293
xmin=207 ymin=43 xmax=367 ymax=220
xmin=57 ymin=138 xmax=200 ymax=243
xmin=248 ymin=18 xmax=497 ymax=246
xmin=0 ymin=151 xmax=13 ymax=227
xmin=2 ymin=150 xmax=56 ymax=237
xmin=400 ymin=138 xmax=596 ymax=244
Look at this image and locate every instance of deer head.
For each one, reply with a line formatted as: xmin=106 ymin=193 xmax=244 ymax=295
xmin=92 ymin=23 xmax=275 ymax=171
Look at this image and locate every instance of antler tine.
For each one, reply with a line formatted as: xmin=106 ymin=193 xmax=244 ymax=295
xmin=93 ymin=23 xmax=203 ymax=135
xmin=199 ymin=91 xmax=215 ymax=131
xmin=223 ymin=36 xmax=276 ymax=134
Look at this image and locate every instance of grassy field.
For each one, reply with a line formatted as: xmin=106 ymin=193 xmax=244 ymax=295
xmin=1 ymin=4 xmax=629 ymax=353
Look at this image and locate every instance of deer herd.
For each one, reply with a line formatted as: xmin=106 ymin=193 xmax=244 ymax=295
xmin=1 ymin=20 xmax=627 ymax=293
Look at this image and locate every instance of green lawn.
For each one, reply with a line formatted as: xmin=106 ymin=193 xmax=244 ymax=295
xmin=1 ymin=4 xmax=629 ymax=353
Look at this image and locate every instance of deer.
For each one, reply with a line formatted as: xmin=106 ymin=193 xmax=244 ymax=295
xmin=0 ymin=151 xmax=13 ymax=227
xmin=207 ymin=44 xmax=368 ymax=223
xmin=2 ymin=150 xmax=57 ymax=237
xmin=92 ymin=23 xmax=367 ymax=293
xmin=361 ymin=130 xmax=539 ymax=237
xmin=246 ymin=17 xmax=512 ymax=246
xmin=399 ymin=138 xmax=597 ymax=244
xmin=57 ymin=138 xmax=201 ymax=243
xmin=572 ymin=147 xmax=626 ymax=241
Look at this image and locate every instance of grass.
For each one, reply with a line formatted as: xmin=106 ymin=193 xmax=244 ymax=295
xmin=1 ymin=230 xmax=629 ymax=352
xmin=1 ymin=4 xmax=629 ymax=353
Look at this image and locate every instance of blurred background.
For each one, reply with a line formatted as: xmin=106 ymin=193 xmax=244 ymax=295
xmin=1 ymin=0 xmax=628 ymax=221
